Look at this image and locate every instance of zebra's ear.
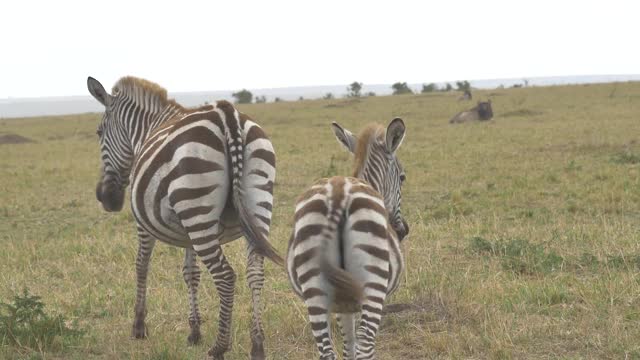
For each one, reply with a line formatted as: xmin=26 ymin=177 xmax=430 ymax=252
xmin=386 ymin=118 xmax=406 ymax=153
xmin=87 ymin=77 xmax=112 ymax=107
xmin=331 ymin=122 xmax=357 ymax=154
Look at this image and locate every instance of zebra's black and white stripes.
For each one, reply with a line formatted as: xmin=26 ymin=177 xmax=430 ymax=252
xmin=88 ymin=76 xmax=280 ymax=360
xmin=286 ymin=119 xmax=409 ymax=360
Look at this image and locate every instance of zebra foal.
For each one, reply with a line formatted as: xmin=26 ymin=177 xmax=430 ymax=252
xmin=87 ymin=76 xmax=281 ymax=360
xmin=286 ymin=118 xmax=409 ymax=360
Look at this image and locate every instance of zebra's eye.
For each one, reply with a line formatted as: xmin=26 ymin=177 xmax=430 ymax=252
xmin=96 ymin=129 xmax=103 ymax=137
xmin=400 ymin=174 xmax=406 ymax=183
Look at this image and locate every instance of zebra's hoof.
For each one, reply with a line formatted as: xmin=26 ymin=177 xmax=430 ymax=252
xmin=207 ymin=345 xmax=227 ymax=360
xmin=131 ymin=324 xmax=148 ymax=339
xmin=250 ymin=342 xmax=265 ymax=360
xmin=187 ymin=330 xmax=201 ymax=345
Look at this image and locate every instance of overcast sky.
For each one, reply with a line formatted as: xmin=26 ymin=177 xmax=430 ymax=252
xmin=1 ymin=0 xmax=638 ymax=98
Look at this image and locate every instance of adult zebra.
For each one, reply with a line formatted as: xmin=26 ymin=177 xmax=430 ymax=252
xmin=87 ymin=76 xmax=281 ymax=360
xmin=286 ymin=119 xmax=409 ymax=360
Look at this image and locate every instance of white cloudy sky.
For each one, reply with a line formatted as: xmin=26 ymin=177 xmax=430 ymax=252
xmin=1 ymin=0 xmax=638 ymax=98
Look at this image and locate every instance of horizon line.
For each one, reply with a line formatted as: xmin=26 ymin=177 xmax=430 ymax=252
xmin=2 ymin=73 xmax=639 ymax=101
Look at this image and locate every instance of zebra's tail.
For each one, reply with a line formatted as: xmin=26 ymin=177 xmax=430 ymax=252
xmin=220 ymin=102 xmax=283 ymax=266
xmin=319 ymin=205 xmax=363 ymax=311
xmin=232 ymin=183 xmax=283 ymax=266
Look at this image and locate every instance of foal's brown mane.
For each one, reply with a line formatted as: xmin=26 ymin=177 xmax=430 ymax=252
xmin=352 ymin=123 xmax=385 ymax=177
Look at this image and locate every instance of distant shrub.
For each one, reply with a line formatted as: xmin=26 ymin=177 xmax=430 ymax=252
xmin=421 ymin=83 xmax=438 ymax=93
xmin=455 ymin=80 xmax=471 ymax=92
xmin=347 ymin=82 xmax=362 ymax=98
xmin=232 ymin=89 xmax=253 ymax=104
xmin=441 ymin=83 xmax=453 ymax=92
xmin=391 ymin=82 xmax=413 ymax=95
xmin=0 ymin=288 xmax=83 ymax=352
xmin=274 ymin=97 xmax=283 ymax=103
xmin=254 ymin=95 xmax=267 ymax=104
xmin=323 ymin=93 xmax=334 ymax=100
xmin=365 ymin=91 xmax=376 ymax=97
xmin=298 ymin=96 xmax=304 ymax=101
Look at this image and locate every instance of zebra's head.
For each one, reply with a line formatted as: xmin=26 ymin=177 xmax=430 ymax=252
xmin=87 ymin=76 xmax=131 ymax=212
xmin=331 ymin=118 xmax=409 ymax=241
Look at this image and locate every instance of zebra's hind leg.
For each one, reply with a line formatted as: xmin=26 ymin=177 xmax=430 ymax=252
xmin=194 ymin=242 xmax=236 ymax=360
xmin=337 ymin=312 xmax=357 ymax=360
xmin=132 ymin=227 xmax=156 ymax=339
xmin=304 ymin=295 xmax=337 ymax=360
xmin=246 ymin=245 xmax=266 ymax=359
xmin=182 ymin=247 xmax=202 ymax=345
xmin=355 ymin=294 xmax=385 ymax=360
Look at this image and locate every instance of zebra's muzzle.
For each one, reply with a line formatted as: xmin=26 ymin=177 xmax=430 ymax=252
xmin=393 ymin=218 xmax=409 ymax=241
xmin=96 ymin=181 xmax=125 ymax=212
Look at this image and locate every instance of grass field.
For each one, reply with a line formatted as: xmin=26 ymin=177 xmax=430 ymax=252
xmin=1 ymin=82 xmax=640 ymax=359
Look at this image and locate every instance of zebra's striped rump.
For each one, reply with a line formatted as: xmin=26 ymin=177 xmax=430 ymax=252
xmin=287 ymin=177 xmax=403 ymax=359
xmin=286 ymin=119 xmax=408 ymax=360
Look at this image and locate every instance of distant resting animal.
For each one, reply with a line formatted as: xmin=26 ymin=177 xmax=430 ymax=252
xmin=449 ymin=100 xmax=493 ymax=124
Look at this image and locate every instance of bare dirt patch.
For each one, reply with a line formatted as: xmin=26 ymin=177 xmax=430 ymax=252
xmin=0 ymin=133 xmax=34 ymax=145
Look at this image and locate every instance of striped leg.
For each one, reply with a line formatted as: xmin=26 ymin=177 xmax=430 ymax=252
xmin=132 ymin=227 xmax=156 ymax=339
xmin=183 ymin=248 xmax=202 ymax=345
xmin=246 ymin=245 xmax=266 ymax=359
xmin=196 ymin=242 xmax=236 ymax=360
xmin=355 ymin=295 xmax=384 ymax=360
xmin=337 ymin=313 xmax=357 ymax=360
xmin=305 ymin=295 xmax=337 ymax=360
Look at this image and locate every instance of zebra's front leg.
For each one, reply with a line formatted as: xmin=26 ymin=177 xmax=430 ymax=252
xmin=132 ymin=227 xmax=156 ymax=339
xmin=195 ymin=242 xmax=236 ymax=360
xmin=183 ymin=247 xmax=202 ymax=345
xmin=246 ymin=245 xmax=266 ymax=359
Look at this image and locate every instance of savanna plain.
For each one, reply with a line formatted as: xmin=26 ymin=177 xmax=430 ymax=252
xmin=1 ymin=82 xmax=640 ymax=359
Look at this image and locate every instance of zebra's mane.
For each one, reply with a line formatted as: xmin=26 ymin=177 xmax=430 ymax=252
xmin=112 ymin=76 xmax=186 ymax=112
xmin=353 ymin=123 xmax=385 ymax=177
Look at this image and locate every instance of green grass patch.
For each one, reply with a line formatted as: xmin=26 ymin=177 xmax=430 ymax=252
xmin=468 ymin=237 xmax=564 ymax=274
xmin=0 ymin=289 xmax=83 ymax=353
xmin=611 ymin=151 xmax=640 ymax=165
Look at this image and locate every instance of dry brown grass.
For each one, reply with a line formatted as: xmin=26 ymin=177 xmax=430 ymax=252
xmin=1 ymin=82 xmax=640 ymax=359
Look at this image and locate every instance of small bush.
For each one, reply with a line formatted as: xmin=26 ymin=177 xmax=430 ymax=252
xmin=611 ymin=152 xmax=640 ymax=165
xmin=468 ymin=237 xmax=564 ymax=275
xmin=468 ymin=236 xmax=495 ymax=254
xmin=0 ymin=289 xmax=83 ymax=352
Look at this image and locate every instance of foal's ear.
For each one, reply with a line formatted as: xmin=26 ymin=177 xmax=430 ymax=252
xmin=386 ymin=118 xmax=406 ymax=153
xmin=331 ymin=122 xmax=357 ymax=154
xmin=87 ymin=77 xmax=113 ymax=107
